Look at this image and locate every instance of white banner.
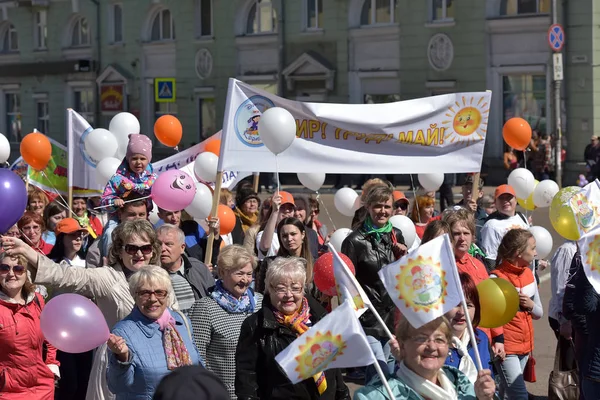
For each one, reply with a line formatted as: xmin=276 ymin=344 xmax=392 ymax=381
xmin=67 ymin=109 xmax=103 ymax=191
xmin=218 ymin=79 xmax=492 ymax=174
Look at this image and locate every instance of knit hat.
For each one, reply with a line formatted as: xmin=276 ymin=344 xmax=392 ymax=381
xmin=153 ymin=366 xmax=230 ymax=400
xmin=235 ymin=186 xmax=260 ymax=208
xmin=126 ymin=134 xmax=153 ymax=161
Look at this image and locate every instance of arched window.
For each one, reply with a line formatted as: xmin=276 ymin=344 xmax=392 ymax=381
xmin=360 ymin=0 xmax=396 ymax=26
xmin=1 ymin=24 xmax=18 ymax=53
xmin=151 ymin=9 xmax=175 ymax=41
xmin=246 ymin=0 xmax=277 ymax=34
xmin=71 ymin=17 xmax=90 ymax=47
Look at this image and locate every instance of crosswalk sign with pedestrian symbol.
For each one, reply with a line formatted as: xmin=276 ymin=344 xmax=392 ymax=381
xmin=155 ymin=78 xmax=176 ymax=103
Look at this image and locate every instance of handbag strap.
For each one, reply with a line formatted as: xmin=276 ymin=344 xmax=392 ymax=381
xmin=553 ymin=341 xmax=561 ymax=372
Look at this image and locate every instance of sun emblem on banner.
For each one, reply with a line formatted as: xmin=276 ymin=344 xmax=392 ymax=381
xmin=570 ymin=192 xmax=600 ymax=233
xmin=294 ymin=331 xmax=346 ymax=379
xmin=584 ymin=234 xmax=600 ymax=274
xmin=395 ymin=256 xmax=447 ymax=312
xmin=441 ymin=96 xmax=489 ymax=146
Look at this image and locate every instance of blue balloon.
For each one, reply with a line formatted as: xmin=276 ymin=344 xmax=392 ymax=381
xmin=0 ymin=169 xmax=27 ymax=233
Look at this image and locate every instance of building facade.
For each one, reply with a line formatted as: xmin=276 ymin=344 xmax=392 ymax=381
xmin=0 ymin=0 xmax=596 ymax=181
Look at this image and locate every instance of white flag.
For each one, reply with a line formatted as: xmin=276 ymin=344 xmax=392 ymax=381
xmin=329 ymin=244 xmax=371 ymax=317
xmin=578 ymin=224 xmax=600 ymax=294
xmin=378 ymin=234 xmax=462 ymax=329
xmin=569 ymin=179 xmax=600 ymax=237
xmin=67 ymin=109 xmax=103 ymax=191
xmin=275 ymin=300 xmax=376 ymax=384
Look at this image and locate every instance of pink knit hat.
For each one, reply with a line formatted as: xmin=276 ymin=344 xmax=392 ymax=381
xmin=126 ymin=134 xmax=152 ymax=161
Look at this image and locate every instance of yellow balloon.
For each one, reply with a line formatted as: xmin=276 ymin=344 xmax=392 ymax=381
xmin=477 ymin=278 xmax=520 ymax=329
xmin=517 ymin=180 xmax=538 ymax=211
xmin=549 ymin=186 xmax=581 ymax=241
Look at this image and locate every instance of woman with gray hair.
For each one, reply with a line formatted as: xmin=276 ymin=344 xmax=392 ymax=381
xmin=235 ymin=256 xmax=350 ymax=400
xmin=107 ymin=265 xmax=202 ymax=399
xmin=189 ymin=244 xmax=262 ymax=399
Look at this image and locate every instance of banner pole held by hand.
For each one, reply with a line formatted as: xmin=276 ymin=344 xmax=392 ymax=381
xmin=204 ymin=171 xmax=223 ymax=265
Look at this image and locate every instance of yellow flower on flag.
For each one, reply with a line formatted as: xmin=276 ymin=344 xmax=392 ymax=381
xmin=395 ymin=255 xmax=448 ymax=313
xmin=585 ymin=234 xmax=600 ymax=274
xmin=294 ymin=331 xmax=346 ymax=380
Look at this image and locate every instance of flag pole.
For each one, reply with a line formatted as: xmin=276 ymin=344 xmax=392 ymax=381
xmin=204 ymin=172 xmax=223 ymax=265
xmin=252 ymin=172 xmax=260 ymax=193
xmin=372 ymin=357 xmax=396 ymax=400
xmin=365 ymin=303 xmax=394 ymax=341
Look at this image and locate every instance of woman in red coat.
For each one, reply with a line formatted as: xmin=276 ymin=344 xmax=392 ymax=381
xmin=0 ymin=251 xmax=59 ymax=399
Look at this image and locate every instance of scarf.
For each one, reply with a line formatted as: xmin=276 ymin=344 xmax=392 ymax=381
xmin=156 ymin=309 xmax=193 ymax=370
xmin=234 ymin=207 xmax=258 ymax=232
xmin=73 ymin=213 xmax=98 ymax=239
xmin=451 ymin=331 xmax=478 ymax=384
xmin=396 ymin=361 xmax=458 ymax=400
xmin=273 ymin=297 xmax=327 ymax=395
xmin=468 ymin=243 xmax=486 ymax=260
xmin=210 ymin=280 xmax=256 ymax=314
xmin=362 ymin=216 xmax=393 ymax=242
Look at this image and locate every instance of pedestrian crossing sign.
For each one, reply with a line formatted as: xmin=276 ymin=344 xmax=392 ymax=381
xmin=155 ymin=78 xmax=176 ymax=103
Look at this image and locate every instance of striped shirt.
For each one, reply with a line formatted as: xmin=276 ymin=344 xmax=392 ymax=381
xmin=168 ymin=260 xmax=196 ymax=315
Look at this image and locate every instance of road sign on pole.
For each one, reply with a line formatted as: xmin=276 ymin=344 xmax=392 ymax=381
xmin=548 ymin=24 xmax=565 ymax=52
xmin=553 ymin=53 xmax=563 ymax=81
xmin=155 ymin=78 xmax=176 ymax=103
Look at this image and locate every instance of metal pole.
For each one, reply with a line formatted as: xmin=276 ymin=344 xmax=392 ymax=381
xmin=552 ymin=0 xmax=563 ymax=187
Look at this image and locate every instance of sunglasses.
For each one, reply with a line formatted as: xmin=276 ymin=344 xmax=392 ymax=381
xmin=137 ymin=289 xmax=168 ymax=300
xmin=394 ymin=202 xmax=408 ymax=210
xmin=124 ymin=244 xmax=153 ymax=255
xmin=0 ymin=264 xmax=26 ymax=275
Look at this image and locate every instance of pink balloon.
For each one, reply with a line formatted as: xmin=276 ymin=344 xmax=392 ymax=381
xmin=40 ymin=294 xmax=109 ymax=353
xmin=152 ymin=170 xmax=197 ymax=212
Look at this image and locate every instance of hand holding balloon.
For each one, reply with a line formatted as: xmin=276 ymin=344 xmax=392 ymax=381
xmin=107 ymin=334 xmax=129 ymax=362
xmin=271 ymin=194 xmax=282 ymax=212
xmin=392 ymin=243 xmax=408 ymax=259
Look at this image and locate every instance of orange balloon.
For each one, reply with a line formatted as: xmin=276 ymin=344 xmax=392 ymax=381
xmin=502 ymin=117 xmax=532 ymax=151
xmin=21 ymin=132 xmax=52 ymax=171
xmin=218 ymin=204 xmax=236 ymax=235
xmin=154 ymin=115 xmax=183 ymax=147
xmin=205 ymin=139 xmax=221 ymax=156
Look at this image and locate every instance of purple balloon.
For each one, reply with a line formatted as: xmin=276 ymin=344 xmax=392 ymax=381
xmin=0 ymin=169 xmax=27 ymax=234
xmin=40 ymin=294 xmax=110 ymax=353
xmin=152 ymin=169 xmax=197 ymax=212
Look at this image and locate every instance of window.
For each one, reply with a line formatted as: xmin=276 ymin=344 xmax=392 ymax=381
xmin=246 ymin=0 xmax=277 ymax=34
xmin=34 ymin=11 xmax=47 ymax=49
xmin=73 ymin=87 xmax=94 ymax=124
xmin=195 ymin=0 xmax=212 ymax=37
xmin=364 ymin=94 xmax=400 ymax=104
xmin=431 ymin=0 xmax=454 ymax=21
xmin=5 ymin=92 xmax=21 ymax=142
xmin=197 ymin=98 xmax=216 ymax=140
xmin=502 ymin=75 xmax=546 ymax=133
xmin=71 ymin=17 xmax=90 ymax=47
xmin=111 ymin=4 xmax=123 ymax=43
xmin=501 ymin=0 xmax=550 ymax=15
xmin=1 ymin=24 xmax=18 ymax=53
xmin=305 ymin=0 xmax=323 ymax=30
xmin=35 ymin=97 xmax=49 ymax=134
xmin=360 ymin=0 xmax=396 ymax=26
xmin=150 ymin=9 xmax=175 ymax=41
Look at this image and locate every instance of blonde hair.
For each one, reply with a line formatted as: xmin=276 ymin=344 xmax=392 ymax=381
xmin=217 ymin=244 xmax=258 ymax=277
xmin=128 ymin=265 xmax=176 ymax=306
xmin=220 ymin=189 xmax=233 ymax=205
xmin=396 ymin=316 xmax=453 ymax=344
xmin=108 ymin=220 xmax=161 ymax=266
xmin=0 ymin=252 xmax=36 ymax=298
xmin=265 ymin=256 xmax=307 ymax=293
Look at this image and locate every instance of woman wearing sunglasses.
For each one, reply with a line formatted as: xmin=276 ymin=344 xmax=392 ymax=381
xmin=0 ymin=251 xmax=60 ymax=399
xmin=0 ymin=219 xmax=161 ymax=400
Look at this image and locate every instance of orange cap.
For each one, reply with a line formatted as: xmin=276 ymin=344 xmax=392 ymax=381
xmin=55 ymin=218 xmax=88 ymax=235
xmin=277 ymin=191 xmax=295 ymax=206
xmin=392 ymin=190 xmax=409 ymax=204
xmin=494 ymin=184 xmax=516 ymax=199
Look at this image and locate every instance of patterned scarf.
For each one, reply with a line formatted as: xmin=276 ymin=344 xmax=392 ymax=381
xmin=210 ymin=280 xmax=256 ymax=313
xmin=272 ymin=297 xmax=327 ymax=394
xmin=362 ymin=216 xmax=393 ymax=242
xmin=234 ymin=207 xmax=258 ymax=232
xmin=156 ymin=309 xmax=193 ymax=370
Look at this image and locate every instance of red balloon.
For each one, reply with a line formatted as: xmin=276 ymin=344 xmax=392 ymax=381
xmin=313 ymin=252 xmax=355 ymax=296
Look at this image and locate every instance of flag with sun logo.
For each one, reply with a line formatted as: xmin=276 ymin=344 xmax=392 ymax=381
xmin=378 ymin=234 xmax=462 ymax=328
xmin=578 ymin=224 xmax=600 ymax=294
xmin=275 ymin=300 xmax=376 ymax=384
xmin=570 ymin=180 xmax=600 ymax=237
xmin=329 ymin=244 xmax=371 ymax=317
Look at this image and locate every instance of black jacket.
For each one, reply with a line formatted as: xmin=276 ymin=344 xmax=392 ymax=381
xmin=232 ymin=216 xmax=245 ymax=245
xmin=235 ymin=294 xmax=350 ymax=400
xmin=181 ymin=254 xmax=215 ymax=299
xmin=341 ymin=227 xmax=405 ymax=339
xmin=180 ymin=220 xmax=221 ymax=266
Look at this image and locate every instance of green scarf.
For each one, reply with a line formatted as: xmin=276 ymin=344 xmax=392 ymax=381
xmin=469 ymin=243 xmax=486 ymax=259
xmin=74 ymin=213 xmax=89 ymax=227
xmin=362 ymin=216 xmax=393 ymax=242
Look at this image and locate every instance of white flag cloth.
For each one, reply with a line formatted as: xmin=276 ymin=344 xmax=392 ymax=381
xmin=67 ymin=109 xmax=103 ymax=191
xmin=275 ymin=300 xmax=376 ymax=384
xmin=378 ymin=234 xmax=462 ymax=329
xmin=578 ymin=224 xmax=600 ymax=294
xmin=570 ymin=179 xmax=600 ymax=237
xmin=329 ymin=244 xmax=371 ymax=317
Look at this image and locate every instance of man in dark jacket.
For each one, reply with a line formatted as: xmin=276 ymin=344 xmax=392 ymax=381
xmin=157 ymin=224 xmax=215 ymax=315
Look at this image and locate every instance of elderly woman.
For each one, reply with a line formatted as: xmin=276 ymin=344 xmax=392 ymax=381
xmin=234 ymin=184 xmax=260 ymax=232
xmin=107 ymin=266 xmax=201 ymax=399
xmin=236 ymin=257 xmax=350 ymax=400
xmin=0 ymin=251 xmax=60 ymax=399
xmin=1 ymin=219 xmax=162 ymax=400
xmin=355 ymin=317 xmax=496 ymax=400
xmin=189 ymin=244 xmax=262 ymax=399
xmin=18 ymin=211 xmax=53 ymax=255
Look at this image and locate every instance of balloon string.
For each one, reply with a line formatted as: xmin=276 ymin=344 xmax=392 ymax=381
xmin=275 ymin=156 xmax=280 ymax=193
xmin=40 ymin=171 xmax=77 ymax=217
xmin=409 ymin=174 xmax=422 ymax=224
xmin=316 ymin=191 xmax=337 ymax=231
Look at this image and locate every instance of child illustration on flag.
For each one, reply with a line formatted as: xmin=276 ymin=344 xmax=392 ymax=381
xmin=329 ymin=244 xmax=371 ymax=317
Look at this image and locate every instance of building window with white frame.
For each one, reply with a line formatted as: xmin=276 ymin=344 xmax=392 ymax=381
xmin=150 ymin=9 xmax=175 ymax=41
xmin=71 ymin=17 xmax=90 ymax=47
xmin=73 ymin=87 xmax=94 ymax=124
xmin=502 ymin=75 xmax=546 ymax=133
xmin=360 ymin=0 xmax=396 ymax=26
xmin=431 ymin=0 xmax=454 ymax=22
xmin=500 ymin=0 xmax=549 ymax=16
xmin=197 ymin=97 xmax=216 ymax=140
xmin=195 ymin=0 xmax=212 ymax=38
xmin=1 ymin=24 xmax=18 ymax=53
xmin=35 ymin=95 xmax=50 ymax=134
xmin=305 ymin=0 xmax=323 ymax=30
xmin=246 ymin=0 xmax=277 ymax=34
xmin=34 ymin=10 xmax=47 ymax=49
xmin=5 ymin=92 xmax=21 ymax=142
xmin=111 ymin=4 xmax=123 ymax=43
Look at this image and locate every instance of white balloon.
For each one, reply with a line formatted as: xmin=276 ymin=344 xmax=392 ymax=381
xmin=185 ymin=182 xmax=213 ymax=219
xmin=297 ymin=172 xmax=326 ymax=192
xmin=532 ymin=180 xmax=560 ymax=208
xmin=529 ymin=226 xmax=553 ymax=259
xmin=508 ymin=168 xmax=536 ymax=199
xmin=84 ymin=128 xmax=118 ymax=162
xmin=109 ymin=112 xmax=141 ymax=160
xmin=329 ymin=228 xmax=352 ymax=253
xmin=95 ymin=157 xmax=121 ymax=186
xmin=418 ymin=173 xmax=444 ymax=192
xmin=389 ymin=215 xmax=417 ymax=248
xmin=0 ymin=133 xmax=10 ymax=163
xmin=148 ymin=201 xmax=160 ymax=225
xmin=352 ymin=195 xmax=362 ymax=212
xmin=193 ymin=152 xmax=218 ymax=183
xmin=334 ymin=188 xmax=359 ymax=217
xmin=258 ymin=107 xmax=296 ymax=155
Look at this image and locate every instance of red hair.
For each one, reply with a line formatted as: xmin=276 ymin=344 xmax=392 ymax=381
xmin=459 ymin=272 xmax=481 ymax=327
xmin=409 ymin=195 xmax=435 ymax=224
xmin=17 ymin=211 xmax=46 ymax=231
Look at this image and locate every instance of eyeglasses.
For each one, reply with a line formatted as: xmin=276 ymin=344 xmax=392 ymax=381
xmin=410 ymin=335 xmax=448 ymax=346
xmin=394 ymin=202 xmax=408 ymax=211
xmin=273 ymin=285 xmax=304 ymax=295
xmin=124 ymin=244 xmax=153 ymax=255
xmin=0 ymin=264 xmax=26 ymax=275
xmin=136 ymin=289 xmax=168 ymax=300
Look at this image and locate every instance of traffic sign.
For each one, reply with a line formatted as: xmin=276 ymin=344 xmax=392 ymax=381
xmin=547 ymin=24 xmax=565 ymax=52
xmin=155 ymin=78 xmax=176 ymax=103
xmin=553 ymin=53 xmax=563 ymax=81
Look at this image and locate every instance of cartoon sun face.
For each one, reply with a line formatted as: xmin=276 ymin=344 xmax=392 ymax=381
xmin=442 ymin=95 xmax=489 ymax=146
xmin=584 ymin=234 xmax=600 ymax=274
xmin=294 ymin=331 xmax=346 ymax=380
xmin=395 ymin=256 xmax=447 ymax=312
xmin=452 ymin=107 xmax=482 ymax=136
